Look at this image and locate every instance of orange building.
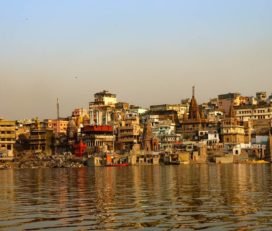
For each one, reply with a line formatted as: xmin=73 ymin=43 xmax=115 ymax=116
xmin=46 ymin=119 xmax=69 ymax=134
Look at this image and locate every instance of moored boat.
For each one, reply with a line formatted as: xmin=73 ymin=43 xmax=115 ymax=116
xmin=105 ymin=163 xmax=129 ymax=167
xmin=164 ymin=160 xmax=180 ymax=165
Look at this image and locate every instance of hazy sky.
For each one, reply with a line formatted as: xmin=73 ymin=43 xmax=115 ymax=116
xmin=1 ymin=0 xmax=272 ymax=120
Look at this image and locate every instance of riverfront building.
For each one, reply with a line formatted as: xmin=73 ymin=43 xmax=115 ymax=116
xmin=180 ymin=87 xmax=217 ymax=140
xmin=117 ymin=112 xmax=141 ymax=151
xmin=29 ymin=119 xmax=53 ymax=155
xmin=0 ymin=119 xmax=16 ymax=159
xmin=221 ymin=104 xmax=245 ymax=145
xmin=89 ymin=90 xmax=116 ymax=125
xmin=82 ymin=125 xmax=114 ymax=152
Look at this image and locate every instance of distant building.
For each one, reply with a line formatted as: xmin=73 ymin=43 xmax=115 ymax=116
xmin=218 ymin=92 xmax=240 ymax=114
xmin=89 ymin=90 xmax=116 ymax=125
xmin=235 ymin=104 xmax=272 ymax=122
xmin=207 ymin=111 xmax=224 ymax=122
xmin=115 ymin=102 xmax=130 ymax=111
xmin=46 ymin=119 xmax=69 ymax=134
xmin=82 ymin=125 xmax=114 ymax=153
xmin=129 ymin=105 xmax=148 ymax=115
xmin=93 ymin=90 xmax=117 ymax=106
xmin=117 ymin=112 xmax=141 ymax=151
xmin=144 ymin=110 xmax=179 ymax=125
xmin=29 ymin=119 xmax=53 ymax=155
xmin=152 ymin=119 xmax=181 ymax=151
xmin=150 ymin=104 xmax=188 ymax=119
xmin=180 ymin=87 xmax=216 ymax=140
xmin=72 ymin=108 xmax=89 ymax=126
xmin=0 ymin=119 xmax=16 ymax=159
xmin=221 ymin=104 xmax=245 ymax=145
xmin=256 ymin=91 xmax=267 ymax=104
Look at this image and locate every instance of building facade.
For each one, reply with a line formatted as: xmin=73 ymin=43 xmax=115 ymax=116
xmin=150 ymin=104 xmax=188 ymax=119
xmin=82 ymin=125 xmax=114 ymax=153
xmin=235 ymin=104 xmax=272 ymax=122
xmin=46 ymin=119 xmax=69 ymax=134
xmin=0 ymin=119 xmax=16 ymax=159
xmin=117 ymin=112 xmax=141 ymax=151
xmin=218 ymin=92 xmax=241 ymax=114
xmin=221 ymin=105 xmax=245 ymax=145
xmin=89 ymin=90 xmax=117 ymax=125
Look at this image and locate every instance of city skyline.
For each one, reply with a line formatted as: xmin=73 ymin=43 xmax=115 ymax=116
xmin=1 ymin=0 xmax=272 ymax=119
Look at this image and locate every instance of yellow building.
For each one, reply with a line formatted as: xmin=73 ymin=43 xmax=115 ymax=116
xmin=0 ymin=119 xmax=16 ymax=159
xmin=150 ymin=103 xmax=188 ymax=120
xmin=221 ymin=105 xmax=245 ymax=144
xmin=117 ymin=113 xmax=141 ymax=150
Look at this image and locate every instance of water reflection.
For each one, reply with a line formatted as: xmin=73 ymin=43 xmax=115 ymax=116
xmin=0 ymin=164 xmax=272 ymax=230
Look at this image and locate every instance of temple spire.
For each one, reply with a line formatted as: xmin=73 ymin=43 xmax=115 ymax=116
xmin=188 ymin=86 xmax=200 ymax=120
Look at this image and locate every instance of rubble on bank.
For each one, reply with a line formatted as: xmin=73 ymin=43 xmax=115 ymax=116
xmin=0 ymin=152 xmax=86 ymax=169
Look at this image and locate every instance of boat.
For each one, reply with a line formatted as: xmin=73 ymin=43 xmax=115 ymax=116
xmin=105 ymin=163 xmax=129 ymax=167
xmin=164 ymin=160 xmax=180 ymax=165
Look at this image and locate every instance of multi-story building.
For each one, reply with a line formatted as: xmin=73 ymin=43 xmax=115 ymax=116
xmin=46 ymin=119 xmax=69 ymax=134
xmin=235 ymin=104 xmax=272 ymax=122
xmin=218 ymin=92 xmax=241 ymax=114
xmin=0 ymin=119 xmax=16 ymax=159
xmin=144 ymin=110 xmax=179 ymax=125
xmin=115 ymin=102 xmax=130 ymax=111
xmin=117 ymin=112 xmax=141 ymax=151
xmin=91 ymin=90 xmax=117 ymax=107
xmin=29 ymin=120 xmax=53 ymax=155
xmin=221 ymin=105 xmax=245 ymax=145
xmin=152 ymin=119 xmax=181 ymax=151
xmin=72 ymin=108 xmax=90 ymax=126
xmin=82 ymin=125 xmax=114 ymax=153
xmin=150 ymin=104 xmax=188 ymax=120
xmin=89 ymin=90 xmax=116 ymax=125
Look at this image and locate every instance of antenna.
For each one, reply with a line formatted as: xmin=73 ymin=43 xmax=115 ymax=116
xmin=192 ymin=86 xmax=195 ymax=97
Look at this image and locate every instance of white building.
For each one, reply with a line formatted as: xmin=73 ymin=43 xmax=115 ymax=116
xmin=89 ymin=90 xmax=117 ymax=125
xmin=235 ymin=104 xmax=272 ymax=122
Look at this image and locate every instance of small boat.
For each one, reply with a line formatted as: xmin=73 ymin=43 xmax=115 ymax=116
xmin=105 ymin=163 xmax=129 ymax=167
xmin=164 ymin=160 xmax=180 ymax=165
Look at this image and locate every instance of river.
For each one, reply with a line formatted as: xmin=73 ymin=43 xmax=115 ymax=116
xmin=1 ymin=164 xmax=272 ymax=230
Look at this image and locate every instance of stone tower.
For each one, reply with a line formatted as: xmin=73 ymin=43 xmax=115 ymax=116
xmin=188 ymin=86 xmax=201 ymax=120
xmin=143 ymin=120 xmax=153 ymax=152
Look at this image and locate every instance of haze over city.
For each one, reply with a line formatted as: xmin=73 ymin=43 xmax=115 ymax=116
xmin=1 ymin=0 xmax=272 ymax=120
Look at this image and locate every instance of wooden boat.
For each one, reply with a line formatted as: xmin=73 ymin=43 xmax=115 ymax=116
xmin=164 ymin=160 xmax=180 ymax=165
xmin=105 ymin=163 xmax=129 ymax=167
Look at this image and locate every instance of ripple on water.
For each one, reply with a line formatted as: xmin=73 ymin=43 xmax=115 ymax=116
xmin=0 ymin=165 xmax=272 ymax=230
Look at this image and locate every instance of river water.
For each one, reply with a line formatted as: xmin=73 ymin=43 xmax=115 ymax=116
xmin=0 ymin=164 xmax=272 ymax=230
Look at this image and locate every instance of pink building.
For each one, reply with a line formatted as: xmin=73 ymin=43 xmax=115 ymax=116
xmin=47 ymin=119 xmax=69 ymax=134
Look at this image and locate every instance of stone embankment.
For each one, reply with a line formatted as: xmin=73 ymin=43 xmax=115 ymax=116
xmin=0 ymin=152 xmax=86 ymax=169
